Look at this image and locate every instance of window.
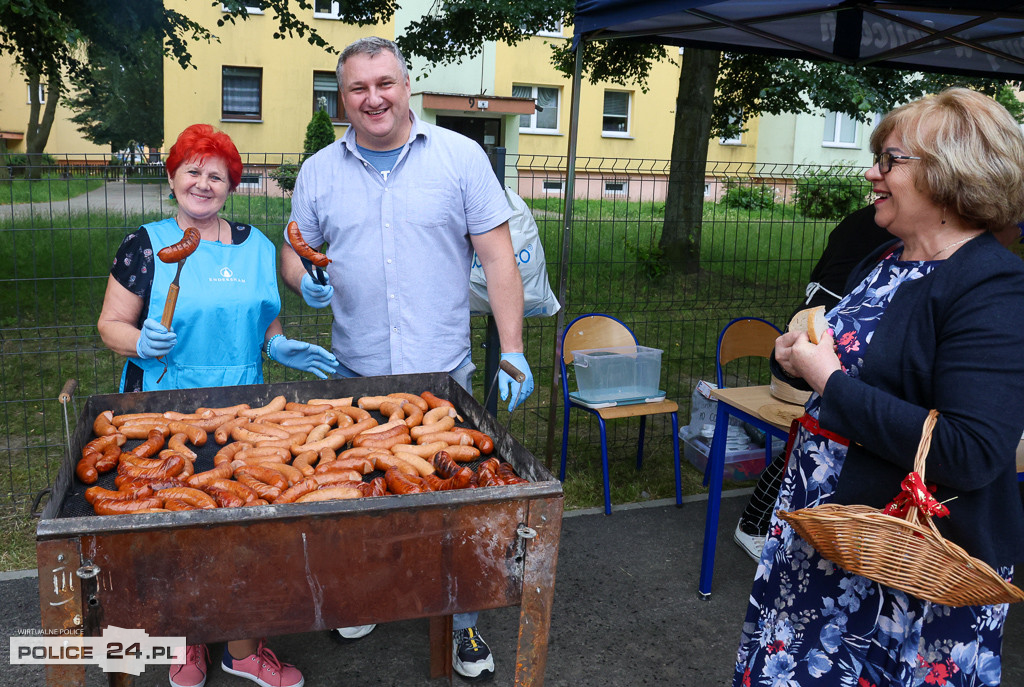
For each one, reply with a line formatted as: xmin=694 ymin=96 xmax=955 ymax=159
xmin=221 ymin=3 xmax=264 ymax=13
xmin=542 ymin=179 xmax=565 ymax=194
xmin=823 ymin=111 xmax=858 ymax=147
xmin=719 ymin=113 xmax=743 ymax=145
xmin=604 ymin=179 xmax=628 ymax=196
xmin=313 ymin=0 xmax=339 ymax=18
xmin=313 ymin=71 xmax=342 ymax=120
xmin=237 ymin=173 xmax=262 ymax=190
xmin=602 ymin=91 xmax=630 ymax=136
xmin=26 ymin=83 xmax=46 ymax=104
xmin=513 ymin=85 xmax=559 ymax=133
xmin=534 ymin=20 xmax=564 ymax=38
xmin=222 ymin=66 xmax=262 ymax=120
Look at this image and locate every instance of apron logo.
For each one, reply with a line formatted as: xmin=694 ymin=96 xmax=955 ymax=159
xmin=209 ymin=266 xmax=245 ymax=284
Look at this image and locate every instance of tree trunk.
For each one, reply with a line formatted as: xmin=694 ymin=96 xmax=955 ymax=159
xmin=25 ymin=71 xmax=61 ymax=181
xmin=660 ymin=48 xmax=721 ymax=273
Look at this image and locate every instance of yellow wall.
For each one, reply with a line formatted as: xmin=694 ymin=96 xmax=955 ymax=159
xmin=163 ymin=1 xmax=393 ymax=155
xmin=494 ymin=37 xmax=750 ymax=163
xmin=0 ymin=54 xmax=110 ymax=156
xmin=708 ymin=117 xmax=760 ymax=165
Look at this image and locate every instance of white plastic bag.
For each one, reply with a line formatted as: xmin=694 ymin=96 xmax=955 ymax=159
xmin=470 ymin=186 xmax=561 ymax=318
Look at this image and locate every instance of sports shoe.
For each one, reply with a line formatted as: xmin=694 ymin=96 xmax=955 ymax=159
xmin=452 ymin=626 xmax=495 ymax=681
xmin=330 ymin=624 xmax=376 ymax=643
xmin=221 ymin=639 xmax=304 ymax=687
xmin=733 ymin=521 xmax=765 ymax=562
xmin=170 ymin=644 xmax=209 ymax=687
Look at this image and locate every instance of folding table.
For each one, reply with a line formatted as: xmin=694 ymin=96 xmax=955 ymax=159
xmin=698 ymin=385 xmax=793 ymax=598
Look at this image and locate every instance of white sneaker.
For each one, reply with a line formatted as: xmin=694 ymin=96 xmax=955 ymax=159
xmin=733 ymin=522 xmax=765 ymax=562
xmin=331 ymin=624 xmax=376 ymax=642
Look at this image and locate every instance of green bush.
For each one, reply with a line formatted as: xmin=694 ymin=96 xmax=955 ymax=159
xmin=794 ymin=166 xmax=871 ymax=219
xmin=721 ymin=179 xmax=776 ymax=210
xmin=302 ymin=109 xmax=335 ymax=162
xmin=4 ymin=153 xmax=57 ymax=176
xmin=269 ymin=163 xmax=300 ymax=194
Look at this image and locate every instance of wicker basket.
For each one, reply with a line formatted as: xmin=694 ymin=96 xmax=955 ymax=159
xmin=777 ymin=409 xmax=1024 ymax=607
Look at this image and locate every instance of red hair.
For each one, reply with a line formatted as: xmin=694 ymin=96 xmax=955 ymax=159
xmin=165 ymin=124 xmax=243 ymax=190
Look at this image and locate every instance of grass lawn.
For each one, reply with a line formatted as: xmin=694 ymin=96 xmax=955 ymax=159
xmin=0 ymin=175 xmax=106 ymax=205
xmin=0 ymin=195 xmax=834 ymax=571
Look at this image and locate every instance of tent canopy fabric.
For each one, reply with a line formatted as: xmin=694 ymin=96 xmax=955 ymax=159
xmin=574 ymin=1 xmax=1024 ymax=79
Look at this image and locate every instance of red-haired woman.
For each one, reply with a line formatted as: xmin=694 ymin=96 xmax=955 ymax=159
xmin=99 ymin=123 xmax=336 ymax=392
xmin=97 ymin=124 xmax=319 ymax=686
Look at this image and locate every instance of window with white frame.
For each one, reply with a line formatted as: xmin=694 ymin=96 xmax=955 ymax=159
xmin=221 ymin=3 xmax=264 ymax=13
xmin=222 ymin=66 xmax=262 ymax=120
xmin=534 ymin=19 xmax=564 ymax=37
xmin=602 ymin=91 xmax=631 ymax=136
xmin=313 ymin=71 xmax=342 ymax=120
xmin=26 ymin=83 xmax=46 ymax=104
xmin=513 ymin=85 xmax=559 ymax=133
xmin=542 ymin=179 xmax=565 ymax=194
xmin=604 ymin=179 xmax=628 ymax=196
xmin=719 ymin=113 xmax=743 ymax=145
xmin=823 ymin=111 xmax=858 ymax=147
xmin=313 ymin=0 xmax=339 ymax=18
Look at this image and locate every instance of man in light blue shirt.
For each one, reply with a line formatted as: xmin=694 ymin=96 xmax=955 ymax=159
xmin=281 ymin=36 xmax=534 ymax=680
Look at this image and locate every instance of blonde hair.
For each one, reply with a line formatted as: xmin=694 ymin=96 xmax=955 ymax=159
xmin=870 ymin=87 xmax=1024 ymax=229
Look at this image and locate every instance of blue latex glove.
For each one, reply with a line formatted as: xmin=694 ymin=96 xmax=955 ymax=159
xmin=269 ymin=336 xmax=339 ymax=380
xmin=498 ymin=352 xmax=534 ymax=412
xmin=300 ymin=272 xmax=334 ymax=309
xmin=135 ymin=318 xmax=177 ymax=359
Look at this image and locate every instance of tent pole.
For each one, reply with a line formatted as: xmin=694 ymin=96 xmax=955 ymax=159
xmin=543 ymin=37 xmax=585 ymax=469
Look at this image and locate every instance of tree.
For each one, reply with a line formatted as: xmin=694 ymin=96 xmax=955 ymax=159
xmin=0 ymin=0 xmax=374 ymax=177
xmin=398 ymin=0 xmax=1010 ymax=273
xmin=303 ymin=107 xmax=336 ymax=161
xmin=64 ymin=30 xmax=164 ymax=152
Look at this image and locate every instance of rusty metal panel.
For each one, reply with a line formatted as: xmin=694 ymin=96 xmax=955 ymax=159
xmin=76 ymin=501 xmax=530 ymax=644
xmin=36 ymin=539 xmax=87 ymax=685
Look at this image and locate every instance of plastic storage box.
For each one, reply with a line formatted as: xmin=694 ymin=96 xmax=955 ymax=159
xmin=571 ymin=345 xmax=663 ymax=403
xmin=681 ymin=434 xmax=774 ymax=483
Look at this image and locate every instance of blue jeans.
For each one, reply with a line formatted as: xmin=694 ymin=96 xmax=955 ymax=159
xmin=333 ymin=356 xmax=479 ymax=630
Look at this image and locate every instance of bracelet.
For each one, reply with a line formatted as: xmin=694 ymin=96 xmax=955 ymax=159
xmin=265 ymin=334 xmax=284 ymax=361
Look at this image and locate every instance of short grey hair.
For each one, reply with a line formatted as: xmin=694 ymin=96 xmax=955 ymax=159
xmin=336 ymin=36 xmax=409 ymax=88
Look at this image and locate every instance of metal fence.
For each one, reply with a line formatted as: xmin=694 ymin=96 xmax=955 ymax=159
xmin=0 ymin=151 xmax=872 ymax=509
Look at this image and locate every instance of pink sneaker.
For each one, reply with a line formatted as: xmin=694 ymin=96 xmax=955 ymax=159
xmin=169 ymin=644 xmax=209 ymax=687
xmin=221 ymin=639 xmax=304 ymax=687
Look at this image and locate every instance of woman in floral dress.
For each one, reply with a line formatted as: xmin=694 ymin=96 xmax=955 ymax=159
xmin=733 ymin=88 xmax=1024 ymax=687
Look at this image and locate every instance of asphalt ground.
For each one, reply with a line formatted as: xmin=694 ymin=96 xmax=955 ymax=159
xmin=3 ymin=491 xmax=1024 ymax=686
xmin=5 ymin=179 xmax=171 ymax=220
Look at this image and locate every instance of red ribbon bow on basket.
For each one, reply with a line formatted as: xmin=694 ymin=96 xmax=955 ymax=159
xmin=882 ymin=471 xmax=950 ymax=519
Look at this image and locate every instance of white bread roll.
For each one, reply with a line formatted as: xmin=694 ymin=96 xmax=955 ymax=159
xmin=787 ymin=306 xmax=829 ymax=344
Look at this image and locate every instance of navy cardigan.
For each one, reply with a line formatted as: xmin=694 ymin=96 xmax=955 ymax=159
xmin=819 ymin=232 xmax=1024 ymax=568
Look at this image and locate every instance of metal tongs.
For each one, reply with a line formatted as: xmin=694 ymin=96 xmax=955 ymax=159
xmin=301 ymin=256 xmax=328 ymax=286
xmin=484 ymin=358 xmax=527 ymax=429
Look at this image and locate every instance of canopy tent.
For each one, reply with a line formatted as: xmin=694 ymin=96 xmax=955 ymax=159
xmin=553 ymin=1 xmax=1024 ymax=328
xmin=573 ymin=1 xmax=1024 ymax=79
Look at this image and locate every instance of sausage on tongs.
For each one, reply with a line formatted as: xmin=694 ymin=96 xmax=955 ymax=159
xmin=287 ymin=221 xmax=331 ymax=285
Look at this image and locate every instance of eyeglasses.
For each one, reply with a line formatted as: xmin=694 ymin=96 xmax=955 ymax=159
xmin=873 ymin=151 xmax=921 ymax=174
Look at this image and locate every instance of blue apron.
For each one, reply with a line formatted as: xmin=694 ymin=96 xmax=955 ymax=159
xmin=119 ymin=217 xmax=281 ymax=392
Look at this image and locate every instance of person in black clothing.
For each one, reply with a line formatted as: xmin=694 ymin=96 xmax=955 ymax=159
xmin=732 ymin=205 xmax=892 ymax=560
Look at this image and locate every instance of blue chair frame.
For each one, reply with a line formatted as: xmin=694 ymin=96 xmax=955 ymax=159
xmin=559 ymin=313 xmax=682 ymax=515
xmin=699 ymin=317 xmax=784 ymax=598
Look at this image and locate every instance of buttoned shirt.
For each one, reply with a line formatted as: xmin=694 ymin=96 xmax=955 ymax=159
xmin=289 ymin=112 xmax=512 ymax=376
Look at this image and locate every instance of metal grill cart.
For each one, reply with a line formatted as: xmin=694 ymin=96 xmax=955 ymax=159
xmin=38 ymin=373 xmax=563 ymax=686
